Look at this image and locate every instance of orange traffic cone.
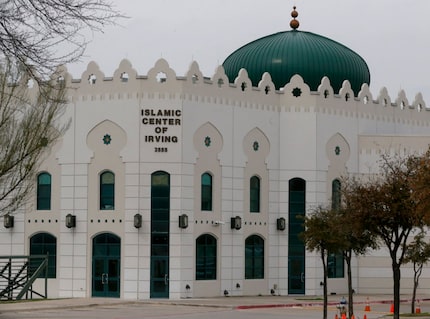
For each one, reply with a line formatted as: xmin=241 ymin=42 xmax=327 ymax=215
xmin=351 ymin=314 xmax=355 ymax=319
xmin=390 ymin=303 xmax=394 ymax=313
xmin=416 ymin=300 xmax=421 ymax=314
xmin=363 ymin=314 xmax=367 ymax=319
xmin=341 ymin=313 xmax=346 ymax=319
xmin=365 ymin=297 xmax=371 ymax=311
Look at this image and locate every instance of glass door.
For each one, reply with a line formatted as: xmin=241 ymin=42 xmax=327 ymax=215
xmin=150 ymin=256 xmax=169 ymax=298
xmin=92 ymin=233 xmax=121 ymax=298
xmin=288 ymin=256 xmax=305 ymax=294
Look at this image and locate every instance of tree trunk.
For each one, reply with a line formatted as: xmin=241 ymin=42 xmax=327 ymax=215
xmin=411 ymin=263 xmax=422 ymax=314
xmin=322 ymin=250 xmax=328 ymax=319
xmin=411 ymin=276 xmax=417 ymax=314
xmin=393 ymin=262 xmax=401 ymax=319
xmin=346 ymin=251 xmax=354 ymax=319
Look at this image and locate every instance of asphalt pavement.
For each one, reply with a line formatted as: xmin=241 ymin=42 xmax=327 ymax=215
xmin=1 ymin=294 xmax=429 ymax=317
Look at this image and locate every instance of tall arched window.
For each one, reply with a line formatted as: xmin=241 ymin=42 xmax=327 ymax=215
xmin=250 ymin=176 xmax=260 ymax=212
xmin=150 ymin=171 xmax=170 ymax=298
xmin=329 ymin=179 xmax=344 ymax=278
xmin=196 ymin=234 xmax=217 ymax=280
xmin=288 ymin=178 xmax=306 ymax=294
xmin=332 ymin=179 xmax=341 ymax=211
xmin=201 ymin=173 xmax=212 ymax=211
xmin=100 ymin=171 xmax=115 ymax=210
xmin=245 ymin=235 xmax=264 ymax=279
xmin=30 ymin=233 xmax=56 ymax=278
xmin=37 ymin=172 xmax=51 ymax=210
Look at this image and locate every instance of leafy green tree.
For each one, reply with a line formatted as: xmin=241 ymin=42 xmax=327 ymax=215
xmin=302 ymin=206 xmax=339 ymax=319
xmin=403 ymin=231 xmax=430 ymax=313
xmin=351 ymin=153 xmax=430 ymax=319
xmin=332 ymin=177 xmax=378 ymax=319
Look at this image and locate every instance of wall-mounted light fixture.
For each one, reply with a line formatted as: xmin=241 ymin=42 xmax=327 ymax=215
xmin=65 ymin=214 xmax=76 ymax=228
xmin=230 ymin=216 xmax=242 ymax=230
xmin=277 ymin=217 xmax=286 ymax=231
xmin=134 ymin=213 xmax=142 ymax=229
xmin=4 ymin=214 xmax=14 ymax=229
xmin=179 ymin=214 xmax=188 ymax=229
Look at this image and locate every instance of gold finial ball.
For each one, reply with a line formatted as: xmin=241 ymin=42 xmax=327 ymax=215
xmin=290 ymin=6 xmax=299 ymax=30
xmin=291 ymin=6 xmax=298 ymax=18
xmin=290 ymin=19 xmax=300 ymax=30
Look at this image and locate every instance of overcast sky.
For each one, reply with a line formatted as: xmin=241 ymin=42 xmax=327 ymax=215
xmin=67 ymin=0 xmax=430 ymax=104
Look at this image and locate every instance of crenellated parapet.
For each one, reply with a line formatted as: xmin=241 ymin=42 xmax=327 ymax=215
xmin=51 ymin=58 xmax=427 ymax=122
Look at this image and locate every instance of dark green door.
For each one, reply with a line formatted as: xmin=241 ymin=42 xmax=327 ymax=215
xmin=288 ymin=178 xmax=306 ymax=294
xmin=92 ymin=233 xmax=121 ymax=297
xmin=150 ymin=256 xmax=169 ymax=298
xmin=288 ymin=256 xmax=305 ymax=294
xmin=150 ymin=171 xmax=170 ymax=298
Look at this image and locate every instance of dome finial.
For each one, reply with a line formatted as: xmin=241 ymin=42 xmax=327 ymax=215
xmin=290 ymin=6 xmax=299 ymax=30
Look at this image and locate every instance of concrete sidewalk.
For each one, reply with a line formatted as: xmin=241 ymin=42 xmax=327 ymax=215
xmin=0 ymin=294 xmax=428 ymax=313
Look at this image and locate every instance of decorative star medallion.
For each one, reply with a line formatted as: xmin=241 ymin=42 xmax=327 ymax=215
xmin=292 ymin=87 xmax=302 ymax=97
xmin=103 ymin=134 xmax=112 ymax=145
xmin=204 ymin=136 xmax=211 ymax=147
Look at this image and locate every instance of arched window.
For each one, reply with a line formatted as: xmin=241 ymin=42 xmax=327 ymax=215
xmin=245 ymin=235 xmax=264 ymax=279
xmin=201 ymin=173 xmax=212 ymax=211
xmin=37 ymin=172 xmax=51 ymax=210
xmin=332 ymin=179 xmax=341 ymax=211
xmin=250 ymin=176 xmax=260 ymax=212
xmin=329 ymin=179 xmax=344 ymax=278
xmin=288 ymin=178 xmax=306 ymax=294
xmin=30 ymin=233 xmax=56 ymax=278
xmin=100 ymin=171 xmax=115 ymax=210
xmin=196 ymin=234 xmax=217 ymax=280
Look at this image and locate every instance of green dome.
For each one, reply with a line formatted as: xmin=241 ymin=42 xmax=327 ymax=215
xmin=222 ymin=30 xmax=370 ymax=95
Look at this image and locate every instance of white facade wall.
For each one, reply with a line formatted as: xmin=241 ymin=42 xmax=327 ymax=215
xmin=1 ymin=58 xmax=429 ymax=299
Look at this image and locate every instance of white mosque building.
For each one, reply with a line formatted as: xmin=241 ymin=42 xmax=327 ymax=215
xmin=0 ymin=8 xmax=429 ymax=300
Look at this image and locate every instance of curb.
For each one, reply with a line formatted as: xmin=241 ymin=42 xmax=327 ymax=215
xmin=235 ymin=299 xmax=430 ymax=310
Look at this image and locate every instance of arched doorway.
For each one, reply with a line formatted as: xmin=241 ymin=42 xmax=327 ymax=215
xmin=92 ymin=233 xmax=121 ymax=297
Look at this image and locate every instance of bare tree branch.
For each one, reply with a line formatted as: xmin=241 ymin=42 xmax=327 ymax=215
xmin=0 ymin=0 xmax=122 ymax=80
xmin=0 ymin=60 xmax=69 ymax=214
